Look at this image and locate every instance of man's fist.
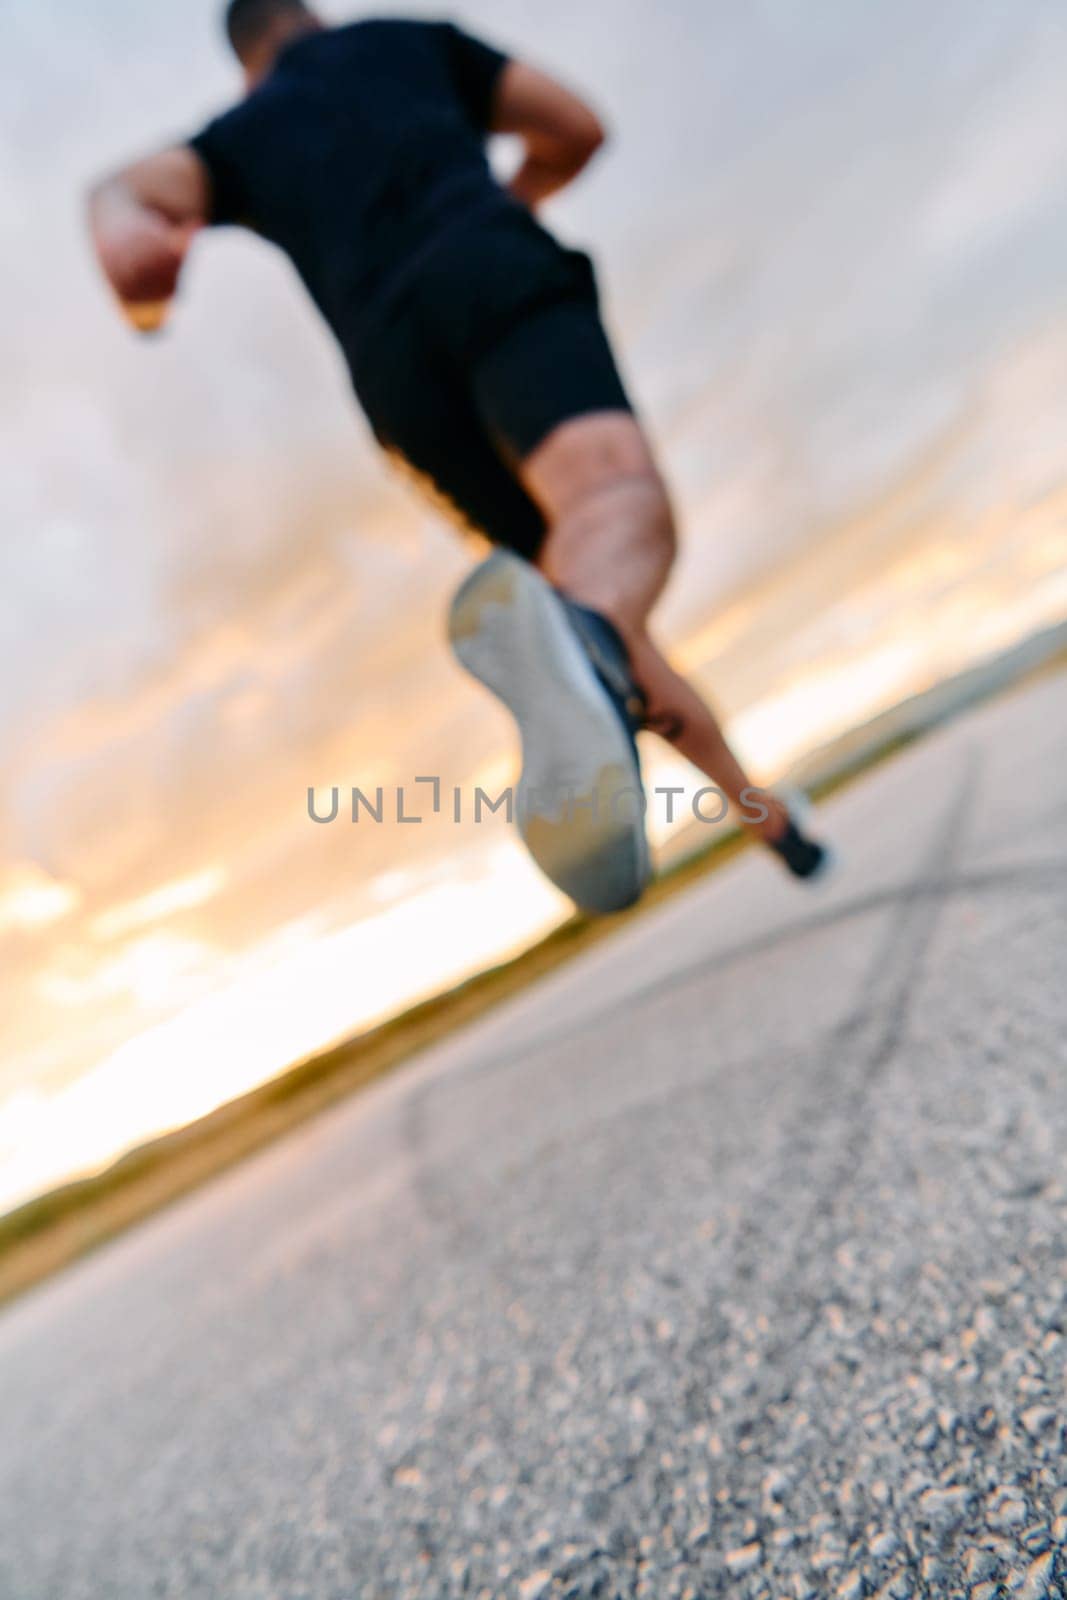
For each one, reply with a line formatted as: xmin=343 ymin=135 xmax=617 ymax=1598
xmin=94 ymin=209 xmax=189 ymax=306
xmin=87 ymin=157 xmax=206 ymax=332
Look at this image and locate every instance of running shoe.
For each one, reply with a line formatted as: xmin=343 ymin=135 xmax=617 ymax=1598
xmin=770 ymin=791 xmax=836 ymax=882
xmin=449 ymin=550 xmax=651 ymax=913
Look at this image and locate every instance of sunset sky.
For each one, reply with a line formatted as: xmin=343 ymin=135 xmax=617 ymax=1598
xmin=2 ymin=0 xmax=1067 ymax=1211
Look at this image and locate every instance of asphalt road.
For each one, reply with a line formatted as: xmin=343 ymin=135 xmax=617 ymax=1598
xmin=1 ymin=673 xmax=1065 ymax=1600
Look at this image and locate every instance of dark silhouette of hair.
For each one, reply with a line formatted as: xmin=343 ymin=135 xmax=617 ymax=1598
xmin=224 ymin=0 xmax=312 ymax=61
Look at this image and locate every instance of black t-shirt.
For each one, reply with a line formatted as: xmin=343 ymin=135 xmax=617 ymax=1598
xmin=189 ymin=18 xmax=510 ymax=347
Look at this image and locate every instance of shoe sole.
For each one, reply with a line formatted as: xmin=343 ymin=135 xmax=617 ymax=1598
xmin=449 ymin=551 xmax=651 ymax=914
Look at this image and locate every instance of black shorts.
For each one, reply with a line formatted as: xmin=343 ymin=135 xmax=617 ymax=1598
xmin=346 ymin=204 xmax=634 ymax=561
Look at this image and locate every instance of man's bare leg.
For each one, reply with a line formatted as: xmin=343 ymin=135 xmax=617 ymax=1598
xmin=521 ymin=411 xmax=790 ymax=845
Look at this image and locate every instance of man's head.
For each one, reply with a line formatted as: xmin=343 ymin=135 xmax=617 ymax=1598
xmin=224 ymin=0 xmax=323 ymax=85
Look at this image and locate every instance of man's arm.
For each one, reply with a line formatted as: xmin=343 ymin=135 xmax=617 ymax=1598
xmin=489 ymin=62 xmax=607 ymax=210
xmin=87 ymin=148 xmax=210 ymax=333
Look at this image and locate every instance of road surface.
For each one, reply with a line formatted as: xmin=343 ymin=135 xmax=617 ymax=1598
xmin=1 ymin=672 xmax=1064 ymax=1600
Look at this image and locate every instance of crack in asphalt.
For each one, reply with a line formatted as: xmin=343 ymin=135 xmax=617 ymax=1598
xmin=409 ymin=854 xmax=1067 ymax=1106
xmin=398 ymin=744 xmax=978 ymax=1300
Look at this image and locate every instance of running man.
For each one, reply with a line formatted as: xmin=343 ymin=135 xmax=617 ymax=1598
xmin=87 ymin=0 xmax=831 ymax=912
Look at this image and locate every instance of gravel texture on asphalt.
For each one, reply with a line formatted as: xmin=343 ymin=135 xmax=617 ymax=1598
xmin=0 ymin=673 xmax=1064 ymax=1600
